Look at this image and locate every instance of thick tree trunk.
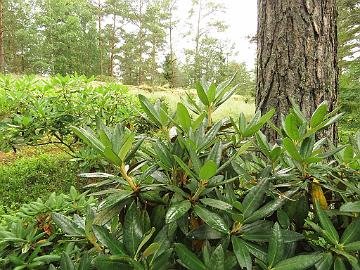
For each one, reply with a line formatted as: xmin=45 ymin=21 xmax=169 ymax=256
xmin=0 ymin=0 xmax=5 ymax=73
xmin=256 ymin=0 xmax=339 ymax=142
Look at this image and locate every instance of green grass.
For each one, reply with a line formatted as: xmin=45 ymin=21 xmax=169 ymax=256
xmin=128 ymin=86 xmax=255 ymax=120
xmin=0 ymin=151 xmax=83 ymax=212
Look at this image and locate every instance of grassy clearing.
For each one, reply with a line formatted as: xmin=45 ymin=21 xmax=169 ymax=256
xmin=128 ymin=86 xmax=255 ymax=120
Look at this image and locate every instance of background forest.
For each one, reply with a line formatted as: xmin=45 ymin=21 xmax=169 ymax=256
xmin=2 ymin=0 xmax=254 ymax=92
xmin=2 ymin=0 xmax=359 ymax=123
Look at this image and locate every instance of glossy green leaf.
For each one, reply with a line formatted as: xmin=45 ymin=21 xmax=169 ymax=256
xmin=243 ymin=241 xmax=267 ymax=262
xmin=60 ymin=253 xmax=75 ymax=270
xmin=93 ymin=255 xmax=133 ymax=270
xmin=242 ymin=178 xmax=270 ymax=219
xmin=194 ymin=205 xmax=229 ymax=234
xmin=173 ymin=155 xmax=198 ymax=180
xmin=100 ymin=190 xmax=133 ymax=210
xmin=119 ymin=133 xmax=135 ymax=161
xmin=215 ymin=83 xmax=240 ymax=107
xmin=268 ymin=223 xmax=284 ymax=267
xmin=244 ymin=188 xmax=299 ymax=223
xmin=138 ymin=94 xmax=162 ymax=127
xmin=177 ymin=103 xmax=192 ymax=132
xmin=52 ymin=213 xmax=84 ymax=236
xmin=93 ymin=225 xmax=127 ymax=255
xmin=284 ymin=113 xmax=300 ymax=141
xmin=272 ymin=253 xmax=323 ymax=270
xmin=243 ymin=109 xmax=275 ymax=137
xmin=334 ymin=257 xmax=346 ymax=270
xmin=315 ymin=200 xmax=339 ymax=244
xmin=340 ymin=201 xmax=360 ymax=213
xmin=165 ymin=200 xmax=191 ymax=224
xmin=340 ymin=218 xmax=360 ymax=244
xmin=209 ymin=244 xmax=225 ymax=270
xmin=195 ymin=82 xmax=209 ymax=106
xmin=72 ymin=126 xmax=104 ymax=154
xmin=174 ymin=243 xmax=207 ymax=270
xmin=299 ymin=136 xmax=314 ymax=158
xmin=344 ymin=241 xmax=360 ymax=252
xmin=315 ymin=252 xmax=333 ymax=270
xmin=310 ymin=101 xmax=328 ymax=128
xmin=207 ymin=83 xmax=217 ymax=103
xmin=136 ymin=227 xmax=156 ymax=258
xmin=199 ymin=160 xmax=217 ymax=180
xmin=231 ymin=236 xmax=252 ymax=270
xmin=123 ymin=202 xmax=144 ymax=257
xmin=200 ymin=198 xmax=232 ymax=211
xmin=322 ymin=113 xmax=344 ymax=129
xmin=283 ymin=138 xmax=302 ymax=161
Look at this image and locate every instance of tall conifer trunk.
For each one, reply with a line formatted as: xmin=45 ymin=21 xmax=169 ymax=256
xmin=256 ymin=0 xmax=339 ymax=142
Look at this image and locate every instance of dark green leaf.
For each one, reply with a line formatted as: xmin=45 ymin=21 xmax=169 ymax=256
xmin=200 ymin=198 xmax=232 ymax=211
xmin=334 ymin=257 xmax=346 ymax=270
xmin=242 ymin=178 xmax=270 ymax=219
xmin=174 ymin=155 xmax=198 ymax=180
xmin=165 ymin=200 xmax=191 ymax=224
xmin=315 ymin=252 xmax=333 ymax=270
xmin=315 ymin=200 xmax=339 ymax=244
xmin=284 ymin=113 xmax=300 ymax=141
xmin=344 ymin=241 xmax=360 ymax=252
xmin=52 ymin=213 xmax=84 ymax=236
xmin=340 ymin=218 xmax=360 ymax=244
xmin=272 ymin=253 xmax=323 ymax=270
xmin=194 ymin=205 xmax=229 ymax=234
xmin=123 ymin=202 xmax=143 ymax=257
xmin=268 ymin=223 xmax=284 ymax=267
xmin=231 ymin=236 xmax=252 ymax=270
xmin=340 ymin=201 xmax=360 ymax=213
xmin=100 ymin=190 xmax=133 ymax=210
xmin=209 ymin=244 xmax=225 ymax=270
xmin=93 ymin=225 xmax=126 ymax=255
xmin=174 ymin=243 xmax=206 ymax=270
xmin=244 ymin=188 xmax=299 ymax=223
xmin=60 ymin=253 xmax=75 ymax=270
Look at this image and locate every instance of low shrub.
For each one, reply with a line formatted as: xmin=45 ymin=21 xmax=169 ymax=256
xmin=0 ymin=76 xmax=359 ymax=269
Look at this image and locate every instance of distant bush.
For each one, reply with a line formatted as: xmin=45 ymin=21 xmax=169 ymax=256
xmin=0 ymin=74 xmax=142 ymax=155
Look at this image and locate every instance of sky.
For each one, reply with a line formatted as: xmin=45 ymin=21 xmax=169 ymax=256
xmin=174 ymin=0 xmax=258 ymax=70
xmin=226 ymin=0 xmax=257 ymax=69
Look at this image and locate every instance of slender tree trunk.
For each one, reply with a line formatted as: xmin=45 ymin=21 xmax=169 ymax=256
xmin=151 ymin=40 xmax=156 ymax=85
xmin=98 ymin=0 xmax=103 ymax=76
xmin=256 ymin=0 xmax=339 ymax=142
xmin=168 ymin=0 xmax=176 ymax=88
xmin=0 ymin=0 xmax=5 ymax=73
xmin=137 ymin=0 xmax=144 ymax=85
xmin=109 ymin=13 xmax=116 ymax=77
xmin=194 ymin=0 xmax=202 ymax=82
